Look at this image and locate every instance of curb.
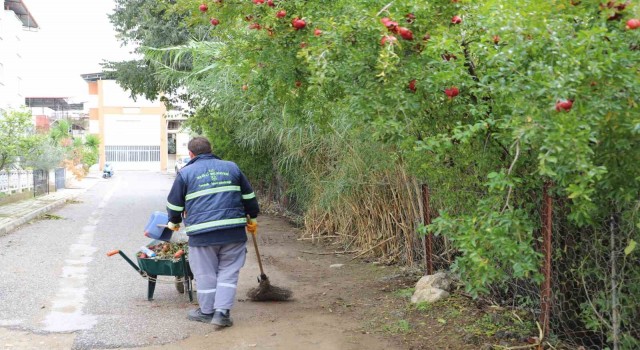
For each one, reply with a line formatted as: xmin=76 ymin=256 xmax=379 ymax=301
xmin=0 ymin=197 xmax=72 ymax=236
xmin=0 ymin=178 xmax=99 ymax=237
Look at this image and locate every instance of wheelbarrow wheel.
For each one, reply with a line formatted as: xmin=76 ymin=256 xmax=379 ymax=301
xmin=175 ymin=277 xmax=185 ymax=294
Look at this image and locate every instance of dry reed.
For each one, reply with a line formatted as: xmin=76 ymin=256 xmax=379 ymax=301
xmin=302 ymin=167 xmax=426 ymax=265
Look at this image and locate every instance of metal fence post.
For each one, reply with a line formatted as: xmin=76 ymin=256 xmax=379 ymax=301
xmin=540 ymin=181 xmax=553 ymax=339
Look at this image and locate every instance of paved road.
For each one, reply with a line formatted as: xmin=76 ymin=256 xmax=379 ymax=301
xmin=0 ymin=171 xmax=214 ymax=349
xmin=0 ymin=171 xmax=401 ymax=350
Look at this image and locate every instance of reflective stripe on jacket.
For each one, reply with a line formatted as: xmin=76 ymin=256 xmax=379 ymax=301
xmin=166 ymin=153 xmax=259 ymax=237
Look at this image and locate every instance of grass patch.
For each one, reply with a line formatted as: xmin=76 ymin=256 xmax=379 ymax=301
xmin=393 ymin=287 xmax=415 ymax=299
xmin=464 ymin=310 xmax=535 ymax=338
xmin=383 ymin=319 xmax=412 ymax=334
xmin=446 ymin=307 xmax=462 ymax=318
xmin=41 ymin=213 xmax=64 ymax=220
xmin=66 ymin=199 xmax=82 ymax=204
xmin=414 ymin=301 xmax=433 ymax=312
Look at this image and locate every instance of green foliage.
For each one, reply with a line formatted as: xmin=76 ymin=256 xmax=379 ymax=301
xmin=185 ymin=106 xmax=274 ymax=190
xmin=81 ymin=134 xmax=100 ymax=169
xmin=0 ymin=110 xmax=98 ymax=172
xmin=415 ymin=301 xmax=432 ymax=312
xmin=118 ymin=0 xmax=640 ymax=346
xmin=393 ymin=287 xmax=416 ymax=299
xmin=48 ymin=119 xmax=71 ymax=144
xmin=22 ymin=135 xmax=66 ymax=171
xmin=104 ymin=0 xmax=212 ymax=100
xmin=464 ymin=311 xmax=534 ymax=338
xmin=102 ymin=60 xmax=169 ymax=102
xmin=84 ymin=134 xmax=100 ymax=149
xmin=383 ymin=319 xmax=412 ymax=334
xmin=0 ymin=109 xmax=38 ymax=171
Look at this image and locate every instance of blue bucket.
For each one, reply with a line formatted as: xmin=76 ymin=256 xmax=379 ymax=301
xmin=144 ymin=211 xmax=173 ymax=241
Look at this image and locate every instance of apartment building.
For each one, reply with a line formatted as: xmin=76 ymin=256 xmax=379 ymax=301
xmin=81 ymin=73 xmax=170 ymax=171
xmin=0 ymin=0 xmax=38 ymax=110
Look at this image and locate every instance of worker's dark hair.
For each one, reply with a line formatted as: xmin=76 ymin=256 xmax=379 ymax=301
xmin=188 ymin=137 xmax=212 ymax=155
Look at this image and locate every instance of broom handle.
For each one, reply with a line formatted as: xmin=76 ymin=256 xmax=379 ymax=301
xmin=248 ymin=215 xmax=265 ymax=276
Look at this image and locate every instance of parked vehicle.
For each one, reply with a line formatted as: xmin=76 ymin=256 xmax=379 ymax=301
xmin=174 ymin=156 xmax=191 ymax=173
xmin=103 ymin=163 xmax=114 ymax=178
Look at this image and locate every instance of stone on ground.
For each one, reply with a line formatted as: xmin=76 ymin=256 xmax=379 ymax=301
xmin=411 ymin=272 xmax=454 ymax=304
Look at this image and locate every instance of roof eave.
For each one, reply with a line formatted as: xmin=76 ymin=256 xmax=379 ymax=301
xmin=4 ymin=0 xmax=39 ymax=29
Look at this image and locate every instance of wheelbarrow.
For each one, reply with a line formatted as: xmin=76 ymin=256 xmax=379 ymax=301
xmin=107 ymin=243 xmax=194 ymax=302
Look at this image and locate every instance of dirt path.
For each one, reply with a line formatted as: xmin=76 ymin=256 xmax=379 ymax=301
xmin=120 ymin=215 xmax=404 ymax=350
xmin=1 ymin=213 xmax=536 ymax=349
xmin=1 ymin=216 xmax=405 ymax=349
xmin=128 ymin=215 xmax=533 ymax=350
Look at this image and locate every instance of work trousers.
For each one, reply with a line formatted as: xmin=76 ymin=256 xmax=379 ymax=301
xmin=189 ymin=242 xmax=247 ymax=313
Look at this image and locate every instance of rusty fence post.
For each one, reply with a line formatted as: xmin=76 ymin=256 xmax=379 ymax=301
xmin=540 ymin=181 xmax=553 ymax=339
xmin=421 ymin=184 xmax=434 ymax=275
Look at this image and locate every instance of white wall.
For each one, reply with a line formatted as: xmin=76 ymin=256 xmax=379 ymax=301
xmin=0 ymin=10 xmax=27 ymax=109
xmin=103 ymin=114 xmax=162 ymax=171
xmin=103 ymin=114 xmax=162 ymax=145
xmin=176 ymin=132 xmax=189 ymax=156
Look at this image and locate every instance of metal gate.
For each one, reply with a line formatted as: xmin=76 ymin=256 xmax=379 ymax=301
xmin=105 ymin=145 xmax=161 ymax=162
xmin=33 ymin=170 xmax=49 ymax=197
xmin=54 ymin=168 xmax=65 ymax=190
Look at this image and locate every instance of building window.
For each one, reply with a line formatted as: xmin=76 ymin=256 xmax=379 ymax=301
xmin=167 ymin=120 xmax=182 ymax=130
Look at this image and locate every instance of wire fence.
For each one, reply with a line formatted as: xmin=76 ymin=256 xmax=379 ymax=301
xmin=420 ymin=183 xmax=640 ymax=349
xmin=269 ymin=168 xmax=638 ymax=348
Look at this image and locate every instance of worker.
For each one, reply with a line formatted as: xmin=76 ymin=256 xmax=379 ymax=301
xmin=165 ymin=136 xmax=259 ymax=327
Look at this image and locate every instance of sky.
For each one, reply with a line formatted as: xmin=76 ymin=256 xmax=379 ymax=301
xmin=20 ymin=0 xmax=137 ymax=100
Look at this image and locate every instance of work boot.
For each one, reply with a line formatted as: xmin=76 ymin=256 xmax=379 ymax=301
xmin=187 ymin=308 xmax=214 ymax=323
xmin=211 ymin=309 xmax=233 ymax=327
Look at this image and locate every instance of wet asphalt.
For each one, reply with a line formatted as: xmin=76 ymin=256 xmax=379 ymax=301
xmin=0 ymin=172 xmax=216 ymax=349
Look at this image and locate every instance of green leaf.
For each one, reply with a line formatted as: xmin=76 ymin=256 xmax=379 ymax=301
xmin=624 ymin=240 xmax=637 ymax=256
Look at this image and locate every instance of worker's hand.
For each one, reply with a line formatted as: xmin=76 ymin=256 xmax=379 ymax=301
xmin=246 ymin=218 xmax=258 ymax=235
xmin=167 ymin=221 xmax=180 ymax=231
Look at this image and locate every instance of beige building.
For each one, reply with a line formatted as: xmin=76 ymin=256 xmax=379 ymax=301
xmin=81 ymin=73 xmax=168 ymax=171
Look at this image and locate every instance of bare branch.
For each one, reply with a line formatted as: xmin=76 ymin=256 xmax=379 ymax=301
xmin=376 ymin=2 xmax=394 ymax=16
xmin=580 ymin=263 xmax=613 ymax=330
xmin=501 ymin=139 xmax=521 ymax=213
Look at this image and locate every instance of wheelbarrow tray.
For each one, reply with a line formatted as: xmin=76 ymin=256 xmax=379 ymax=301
xmin=137 ymin=256 xmax=188 ymax=276
xmin=137 ymin=239 xmax=189 ymax=276
xmin=108 ymin=241 xmax=193 ymax=301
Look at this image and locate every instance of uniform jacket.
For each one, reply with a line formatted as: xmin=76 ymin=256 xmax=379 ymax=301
xmin=166 ymin=153 xmax=259 ymax=240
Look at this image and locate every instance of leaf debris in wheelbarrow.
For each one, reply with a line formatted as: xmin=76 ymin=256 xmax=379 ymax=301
xmin=138 ymin=242 xmax=189 ymax=259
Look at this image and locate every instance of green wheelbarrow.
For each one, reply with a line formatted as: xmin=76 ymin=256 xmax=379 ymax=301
xmin=107 ymin=245 xmax=194 ymax=302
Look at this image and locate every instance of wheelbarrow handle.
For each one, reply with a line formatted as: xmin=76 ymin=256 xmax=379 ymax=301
xmin=107 ymin=249 xmax=144 ymax=275
xmin=107 ymin=250 xmax=120 ymax=257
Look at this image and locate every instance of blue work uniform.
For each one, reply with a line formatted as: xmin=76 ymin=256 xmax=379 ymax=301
xmin=166 ymin=153 xmax=259 ymax=312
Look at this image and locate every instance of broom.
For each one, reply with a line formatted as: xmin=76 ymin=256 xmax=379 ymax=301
xmin=245 ymin=216 xmax=293 ymax=301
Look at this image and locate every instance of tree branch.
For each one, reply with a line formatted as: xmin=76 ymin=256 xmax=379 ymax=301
xmin=461 ymin=40 xmax=479 ymax=105
xmin=376 ymin=2 xmax=394 ymax=16
xmin=501 ymin=139 xmax=521 ymax=213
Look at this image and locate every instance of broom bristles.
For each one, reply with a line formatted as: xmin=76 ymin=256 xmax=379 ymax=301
xmin=247 ymin=278 xmax=293 ymax=301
